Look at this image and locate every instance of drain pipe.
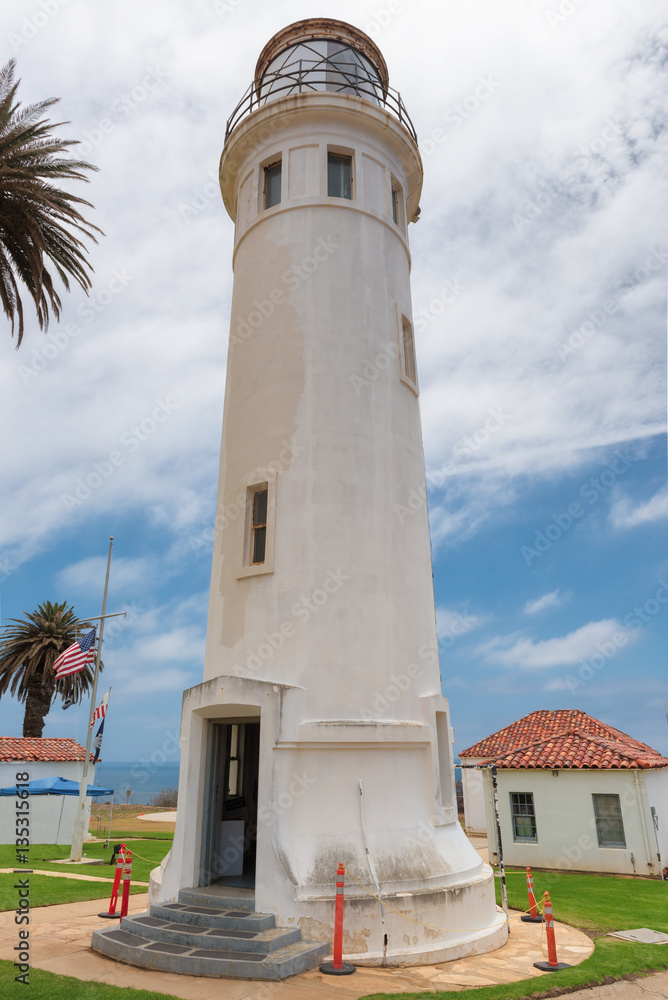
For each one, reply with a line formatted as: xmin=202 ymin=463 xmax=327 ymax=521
xmin=359 ymin=779 xmax=387 ymax=964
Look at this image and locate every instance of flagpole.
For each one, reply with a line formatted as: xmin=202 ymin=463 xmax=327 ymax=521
xmin=70 ymin=537 xmax=114 ymax=861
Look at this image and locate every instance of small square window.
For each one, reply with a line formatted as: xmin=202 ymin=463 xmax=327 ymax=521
xmin=264 ymin=161 xmax=281 ymax=209
xmin=593 ymin=794 xmax=626 ymax=848
xmin=510 ymin=792 xmax=537 ymax=842
xmin=328 ymin=153 xmax=352 ymax=199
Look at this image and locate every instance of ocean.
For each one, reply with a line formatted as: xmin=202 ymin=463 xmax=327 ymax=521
xmin=94 ymin=760 xmax=181 ymax=805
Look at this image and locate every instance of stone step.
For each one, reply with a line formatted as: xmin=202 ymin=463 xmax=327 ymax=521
xmin=152 ymin=901 xmax=275 ymax=932
xmin=122 ymin=912 xmax=301 ymax=953
xmin=91 ymin=926 xmax=329 ymax=980
xmin=179 ymin=886 xmax=254 ymax=910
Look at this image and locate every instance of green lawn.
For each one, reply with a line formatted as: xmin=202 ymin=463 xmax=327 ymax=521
xmin=0 ymin=838 xmax=171 ymax=885
xmin=0 ymin=961 xmax=182 ymax=1000
xmin=497 ymin=867 xmax=668 ymax=932
xmin=0 ymin=873 xmax=147 ymax=910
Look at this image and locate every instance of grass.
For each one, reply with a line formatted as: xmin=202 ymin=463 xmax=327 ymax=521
xmin=363 ymin=868 xmax=668 ymax=1000
xmin=0 ymin=960 xmax=182 ymax=999
xmin=0 ymin=838 xmax=171 ymax=885
xmin=497 ymin=867 xmax=668 ymax=933
xmin=0 ymin=873 xmax=147 ymax=911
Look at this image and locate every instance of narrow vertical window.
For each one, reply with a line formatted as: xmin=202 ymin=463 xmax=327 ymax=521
xmin=392 ymin=187 xmax=399 ymax=224
xmin=401 ymin=316 xmax=417 ymax=386
xmin=328 ymin=152 xmax=352 ymax=199
xmin=264 ymin=160 xmax=281 ymax=209
xmin=593 ymin=794 xmax=626 ymax=847
xmin=251 ymin=487 xmax=268 ymax=564
xmin=510 ymin=792 xmax=537 ymax=842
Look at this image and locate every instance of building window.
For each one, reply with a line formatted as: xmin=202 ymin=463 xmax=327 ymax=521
xmin=392 ymin=187 xmax=399 ymax=224
xmin=593 ymin=794 xmax=626 ymax=848
xmin=510 ymin=792 xmax=537 ymax=842
xmin=227 ymin=724 xmax=243 ymax=798
xmin=250 ymin=486 xmax=268 ymax=564
xmin=328 ymin=152 xmax=352 ymax=199
xmin=264 ymin=160 xmax=281 ymax=209
xmin=400 ymin=315 xmax=417 ymax=388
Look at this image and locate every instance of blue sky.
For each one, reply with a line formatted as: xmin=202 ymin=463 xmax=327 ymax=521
xmin=0 ymin=0 xmax=666 ymax=762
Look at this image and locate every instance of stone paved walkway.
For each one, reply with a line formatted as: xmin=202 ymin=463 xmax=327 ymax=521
xmin=0 ymin=892 xmax=596 ymax=998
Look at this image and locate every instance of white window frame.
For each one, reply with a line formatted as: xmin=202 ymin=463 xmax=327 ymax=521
xmin=397 ymin=307 xmax=419 ymax=395
xmin=237 ymin=471 xmax=277 ymax=578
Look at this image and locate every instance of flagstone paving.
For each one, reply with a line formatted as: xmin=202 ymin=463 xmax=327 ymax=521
xmin=0 ymin=892 xmax=597 ymax=997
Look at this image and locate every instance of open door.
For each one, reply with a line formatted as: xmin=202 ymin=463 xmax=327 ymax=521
xmin=202 ymin=720 xmax=260 ymax=888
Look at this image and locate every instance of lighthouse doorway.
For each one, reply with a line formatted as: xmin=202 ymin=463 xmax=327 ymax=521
xmin=201 ymin=718 xmax=260 ymax=889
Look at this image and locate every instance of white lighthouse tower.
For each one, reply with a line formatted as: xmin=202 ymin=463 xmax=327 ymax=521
xmin=113 ymin=18 xmax=507 ymax=973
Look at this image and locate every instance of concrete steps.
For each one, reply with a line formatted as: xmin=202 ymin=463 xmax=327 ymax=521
xmin=91 ymin=886 xmax=329 ymax=980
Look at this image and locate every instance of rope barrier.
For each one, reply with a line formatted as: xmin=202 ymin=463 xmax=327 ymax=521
xmin=341 ymin=864 xmax=544 ymax=935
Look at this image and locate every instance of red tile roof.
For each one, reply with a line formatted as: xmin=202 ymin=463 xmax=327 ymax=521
xmin=0 ymin=738 xmax=94 ymax=763
xmin=459 ymin=710 xmax=668 ymax=770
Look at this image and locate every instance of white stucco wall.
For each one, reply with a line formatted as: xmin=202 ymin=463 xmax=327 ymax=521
xmin=644 ymin=768 xmax=668 ymax=866
xmin=483 ymin=768 xmax=660 ymax=876
xmin=0 ymin=761 xmax=93 ymax=845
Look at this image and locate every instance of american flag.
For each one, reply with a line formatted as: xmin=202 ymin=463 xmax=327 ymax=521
xmin=90 ymin=690 xmax=109 ymax=730
xmin=53 ymin=628 xmax=97 ymax=680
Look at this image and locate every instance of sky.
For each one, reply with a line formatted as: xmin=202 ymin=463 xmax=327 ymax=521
xmin=0 ymin=0 xmax=666 ymax=764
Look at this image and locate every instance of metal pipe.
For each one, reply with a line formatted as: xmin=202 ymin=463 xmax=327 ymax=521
xmin=490 ymin=766 xmax=509 ymax=930
xmin=359 ymin=779 xmax=386 ymax=963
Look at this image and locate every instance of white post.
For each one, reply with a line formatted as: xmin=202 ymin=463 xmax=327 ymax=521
xmin=69 ymin=537 xmax=113 ymax=861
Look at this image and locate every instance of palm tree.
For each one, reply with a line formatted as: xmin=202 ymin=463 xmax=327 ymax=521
xmin=0 ymin=58 xmax=101 ymax=347
xmin=0 ymin=601 xmax=99 ymax=738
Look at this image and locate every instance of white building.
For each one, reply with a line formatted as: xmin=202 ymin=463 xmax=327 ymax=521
xmin=460 ymin=710 xmax=668 ymax=877
xmin=147 ymin=17 xmax=505 ymax=968
xmin=0 ymin=737 xmax=95 ymax=845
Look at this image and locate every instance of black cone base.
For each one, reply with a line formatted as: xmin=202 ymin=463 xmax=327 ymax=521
xmin=521 ymin=914 xmax=544 ymax=923
xmin=533 ymin=961 xmax=571 ymax=972
xmin=98 ymin=912 xmax=121 ymax=919
xmin=320 ymin=962 xmax=356 ymax=976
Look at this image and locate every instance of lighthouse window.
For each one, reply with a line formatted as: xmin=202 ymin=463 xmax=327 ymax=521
xmin=401 ymin=315 xmax=417 ymax=387
xmin=328 ymin=153 xmax=352 ymax=199
xmin=264 ymin=161 xmax=282 ymax=209
xmin=392 ymin=188 xmax=399 ymax=224
xmin=251 ymin=487 xmax=268 ymax=564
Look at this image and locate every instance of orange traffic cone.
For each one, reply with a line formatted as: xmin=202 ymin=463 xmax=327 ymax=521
xmin=533 ymin=892 xmax=572 ymax=972
xmin=521 ymin=867 xmax=543 ymax=923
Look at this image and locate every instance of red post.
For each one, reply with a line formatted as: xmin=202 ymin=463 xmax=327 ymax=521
xmin=98 ymin=843 xmax=126 ymax=919
xmin=532 ymin=891 xmax=571 ymax=972
xmin=521 ymin=867 xmax=543 ymax=922
xmin=319 ymin=863 xmax=356 ymax=976
xmin=119 ymin=850 xmax=133 ymax=919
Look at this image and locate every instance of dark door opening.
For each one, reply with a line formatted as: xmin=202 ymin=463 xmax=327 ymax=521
xmin=209 ymin=720 xmax=260 ymax=889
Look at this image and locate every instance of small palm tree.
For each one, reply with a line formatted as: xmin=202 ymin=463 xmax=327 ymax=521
xmin=0 ymin=601 xmax=99 ymax=738
xmin=0 ymin=58 xmax=101 ymax=347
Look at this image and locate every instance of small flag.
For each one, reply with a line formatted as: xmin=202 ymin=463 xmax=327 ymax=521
xmin=90 ymin=690 xmax=109 ymax=730
xmin=92 ymin=718 xmax=105 ymax=764
xmin=61 ymin=694 xmax=76 ymax=710
xmin=53 ymin=628 xmax=97 ymax=679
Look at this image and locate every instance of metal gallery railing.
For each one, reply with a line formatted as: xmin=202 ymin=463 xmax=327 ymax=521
xmin=225 ymin=61 xmax=417 ymax=144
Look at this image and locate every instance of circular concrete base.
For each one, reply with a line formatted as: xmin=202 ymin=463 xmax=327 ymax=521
xmin=319 ymin=962 xmax=356 ymax=975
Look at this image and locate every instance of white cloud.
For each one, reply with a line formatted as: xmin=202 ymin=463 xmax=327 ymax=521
xmin=436 ymin=606 xmax=484 ymax=642
xmin=56 ymin=556 xmax=155 ymax=593
xmin=475 ymin=619 xmax=639 ymax=669
xmin=610 ymin=488 xmax=668 ymax=529
xmin=523 ymin=590 xmax=570 ymax=615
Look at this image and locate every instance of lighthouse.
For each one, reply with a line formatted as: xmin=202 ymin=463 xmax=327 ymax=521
xmin=148 ymin=18 xmax=506 ymax=968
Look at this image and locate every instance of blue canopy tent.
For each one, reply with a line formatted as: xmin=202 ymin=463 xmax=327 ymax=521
xmin=0 ymin=777 xmax=114 ymax=796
